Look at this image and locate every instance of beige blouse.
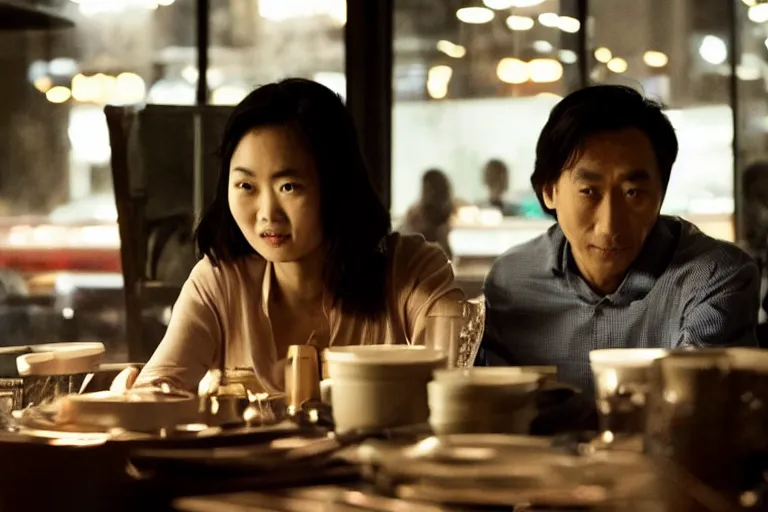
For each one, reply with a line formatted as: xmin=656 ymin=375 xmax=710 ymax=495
xmin=135 ymin=233 xmax=464 ymax=393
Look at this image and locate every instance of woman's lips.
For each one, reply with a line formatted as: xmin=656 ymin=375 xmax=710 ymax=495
xmin=261 ymin=234 xmax=291 ymax=247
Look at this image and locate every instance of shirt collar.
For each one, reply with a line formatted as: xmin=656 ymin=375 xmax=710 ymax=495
xmin=547 ymin=216 xmax=678 ymax=305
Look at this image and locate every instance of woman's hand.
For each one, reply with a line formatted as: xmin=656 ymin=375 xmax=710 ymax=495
xmin=109 ymin=365 xmax=140 ymax=393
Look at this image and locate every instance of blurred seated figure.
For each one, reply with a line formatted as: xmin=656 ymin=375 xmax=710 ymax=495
xmin=478 ymin=159 xmax=518 ymax=216
xmin=398 ymin=169 xmax=454 ymax=258
xmin=743 ymin=160 xmax=768 ymax=346
xmin=743 ymin=161 xmax=768 ymax=261
xmin=112 ymin=79 xmax=464 ymax=394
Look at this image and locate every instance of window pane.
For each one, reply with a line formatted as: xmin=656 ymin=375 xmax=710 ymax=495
xmin=589 ymin=0 xmax=734 ymax=240
xmin=736 ymin=0 xmax=768 ymax=255
xmin=392 ymin=0 xmax=582 ymax=273
xmin=207 ymin=0 xmax=346 ymax=106
xmin=0 ymin=0 xmax=194 ymax=361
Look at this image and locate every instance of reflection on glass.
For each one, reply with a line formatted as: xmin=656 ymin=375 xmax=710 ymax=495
xmin=735 ymin=1 xmax=768 ymax=259
xmin=208 ymin=0 xmax=345 ymax=106
xmin=590 ymin=0 xmax=734 ymax=235
xmin=393 ymin=0 xmax=572 ymax=226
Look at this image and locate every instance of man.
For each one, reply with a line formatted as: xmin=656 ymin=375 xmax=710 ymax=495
xmin=479 ymin=85 xmax=759 ymax=392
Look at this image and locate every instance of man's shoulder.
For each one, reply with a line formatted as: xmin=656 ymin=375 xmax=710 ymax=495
xmin=668 ymin=216 xmax=754 ymax=270
xmin=487 ymin=224 xmax=559 ymax=286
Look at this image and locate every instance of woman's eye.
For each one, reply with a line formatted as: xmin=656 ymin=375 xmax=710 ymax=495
xmin=579 ymin=188 xmax=594 ymax=196
xmin=236 ymin=182 xmax=253 ymax=191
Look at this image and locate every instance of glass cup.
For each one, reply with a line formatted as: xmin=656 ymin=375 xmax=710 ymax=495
xmin=425 ymin=309 xmax=466 ymax=368
xmin=589 ymin=348 xmax=669 ymax=442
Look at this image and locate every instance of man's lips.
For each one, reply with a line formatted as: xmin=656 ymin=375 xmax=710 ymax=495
xmin=589 ymin=245 xmax=627 ymax=256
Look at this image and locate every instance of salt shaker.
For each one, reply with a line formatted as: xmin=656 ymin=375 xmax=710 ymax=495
xmin=284 ymin=344 xmax=321 ymax=415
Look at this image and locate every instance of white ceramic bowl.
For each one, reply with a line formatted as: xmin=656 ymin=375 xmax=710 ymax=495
xmin=325 ymin=345 xmax=447 ymax=382
xmin=325 ymin=345 xmax=446 ymax=432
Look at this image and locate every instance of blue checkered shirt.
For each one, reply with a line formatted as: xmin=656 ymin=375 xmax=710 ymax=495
xmin=478 ymin=215 xmax=760 ymax=392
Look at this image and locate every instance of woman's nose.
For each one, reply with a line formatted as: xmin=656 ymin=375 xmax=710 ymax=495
xmin=258 ymin=191 xmax=285 ymax=223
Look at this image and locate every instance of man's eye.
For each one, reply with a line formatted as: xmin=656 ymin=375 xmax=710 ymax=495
xmin=627 ymin=189 xmax=645 ymax=198
xmin=280 ymin=183 xmax=298 ymax=193
xmin=579 ymin=188 xmax=594 ymax=196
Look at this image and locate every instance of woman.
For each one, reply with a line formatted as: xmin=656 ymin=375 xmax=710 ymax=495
xmin=399 ymin=169 xmax=454 ymax=258
xmin=122 ymin=79 xmax=463 ymax=393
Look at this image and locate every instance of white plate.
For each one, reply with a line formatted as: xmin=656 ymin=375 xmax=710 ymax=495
xmin=58 ymin=389 xmax=199 ymax=432
xmin=16 ymin=342 xmax=105 ymax=376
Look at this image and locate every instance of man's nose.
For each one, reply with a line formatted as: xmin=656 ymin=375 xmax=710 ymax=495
xmin=594 ymin=192 xmax=629 ymax=241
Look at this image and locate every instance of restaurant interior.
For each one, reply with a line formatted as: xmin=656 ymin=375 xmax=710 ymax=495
xmin=1 ymin=0 xmax=768 ymax=510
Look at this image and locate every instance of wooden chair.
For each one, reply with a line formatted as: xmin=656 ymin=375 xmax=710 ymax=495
xmin=104 ymin=104 xmax=233 ymax=362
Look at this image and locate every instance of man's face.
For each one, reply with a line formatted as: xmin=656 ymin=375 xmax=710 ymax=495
xmin=542 ymin=128 xmax=664 ymax=294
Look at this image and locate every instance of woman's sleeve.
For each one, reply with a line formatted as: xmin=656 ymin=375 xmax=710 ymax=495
xmin=395 ymin=235 xmax=464 ymax=346
xmin=133 ymin=259 xmax=224 ymax=392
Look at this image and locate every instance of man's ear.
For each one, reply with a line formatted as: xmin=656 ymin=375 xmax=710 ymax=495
xmin=542 ymin=183 xmax=556 ymax=210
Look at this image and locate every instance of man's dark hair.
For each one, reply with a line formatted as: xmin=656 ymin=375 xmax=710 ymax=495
xmin=195 ymin=78 xmax=391 ymax=318
xmin=531 ymin=84 xmax=679 ymax=217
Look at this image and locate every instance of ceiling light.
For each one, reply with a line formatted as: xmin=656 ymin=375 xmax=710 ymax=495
xmin=529 ymin=58 xmax=563 ymax=82
xmin=594 ymin=47 xmax=612 ymax=63
xmin=557 ymin=16 xmax=580 ymax=33
xmin=46 ymin=86 xmax=72 ymax=104
xmin=497 ymin=58 xmax=529 ymax=84
xmin=456 ymin=7 xmax=494 ymax=24
xmin=510 ymin=0 xmax=545 ymax=6
xmin=559 ymin=49 xmax=577 ymax=64
xmin=748 ymin=3 xmax=768 ymax=22
xmin=538 ymin=12 xmax=559 ymax=27
xmin=483 ymin=0 xmax=515 ymax=9
xmin=607 ymin=57 xmax=628 ymax=73
xmin=437 ymin=40 xmax=467 ymax=58
xmin=532 ymin=40 xmax=554 ymax=53
xmin=643 ymin=50 xmax=669 ymax=68
xmin=506 ymin=15 xmax=534 ymax=30
xmin=698 ymin=35 xmax=727 ymax=65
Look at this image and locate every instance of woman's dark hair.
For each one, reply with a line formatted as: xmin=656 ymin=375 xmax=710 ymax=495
xmin=531 ymin=84 xmax=678 ymax=217
xmin=195 ymin=78 xmax=391 ymax=318
xmin=419 ymin=169 xmax=453 ymax=226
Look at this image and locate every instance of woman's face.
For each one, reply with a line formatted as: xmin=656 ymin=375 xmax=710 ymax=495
xmin=227 ymin=125 xmax=323 ymax=263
